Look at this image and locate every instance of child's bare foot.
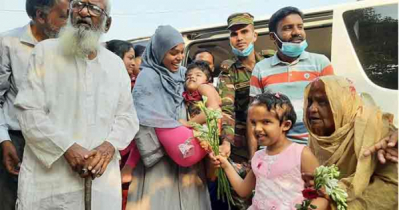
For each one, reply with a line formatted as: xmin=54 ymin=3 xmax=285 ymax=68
xmin=121 ymin=165 xmax=134 ymax=184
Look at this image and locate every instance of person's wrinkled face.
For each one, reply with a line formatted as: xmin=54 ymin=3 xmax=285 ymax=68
xmin=70 ymin=0 xmax=109 ymax=31
xmin=162 ymin=43 xmax=185 ymax=72
xmin=195 ymin=52 xmax=214 ymax=72
xmin=229 ymin=24 xmax=257 ymax=51
xmin=273 ymin=13 xmax=306 ymax=44
xmin=185 ymin=68 xmax=209 ymax=92
xmin=249 ymin=104 xmax=291 ymax=147
xmin=42 ymin=0 xmax=69 ymax=38
xmin=123 ymin=48 xmax=136 ymax=87
xmin=306 ymin=80 xmax=335 ymax=136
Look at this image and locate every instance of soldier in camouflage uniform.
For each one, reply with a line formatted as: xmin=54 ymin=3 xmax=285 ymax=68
xmin=215 ymin=13 xmax=274 ymax=210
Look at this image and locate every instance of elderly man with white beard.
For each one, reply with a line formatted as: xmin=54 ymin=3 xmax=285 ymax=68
xmin=14 ymin=0 xmax=139 ymax=209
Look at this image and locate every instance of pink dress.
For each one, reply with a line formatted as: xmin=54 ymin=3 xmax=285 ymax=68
xmin=249 ymin=143 xmax=305 ymax=210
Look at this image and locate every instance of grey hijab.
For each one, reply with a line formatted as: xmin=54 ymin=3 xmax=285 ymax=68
xmin=133 ymin=25 xmax=186 ymax=128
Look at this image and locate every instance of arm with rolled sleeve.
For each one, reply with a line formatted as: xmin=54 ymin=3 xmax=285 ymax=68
xmin=14 ymin=48 xmax=74 ymax=169
xmin=0 ymin=36 xmax=12 ymax=143
xmin=106 ymin=70 xmax=139 ymax=151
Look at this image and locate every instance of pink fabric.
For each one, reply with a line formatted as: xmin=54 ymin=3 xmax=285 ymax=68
xmin=125 ymin=142 xmax=140 ymax=168
xmin=120 ymin=141 xmax=141 ymax=169
xmin=249 ymin=143 xmax=305 ymax=210
xmin=120 ymin=141 xmax=134 ymax=156
xmin=155 ymin=127 xmax=207 ymax=167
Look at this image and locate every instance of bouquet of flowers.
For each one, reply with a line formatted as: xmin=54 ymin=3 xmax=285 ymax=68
xmin=188 ymin=96 xmax=235 ymax=206
xmin=295 ymin=165 xmax=348 ymax=210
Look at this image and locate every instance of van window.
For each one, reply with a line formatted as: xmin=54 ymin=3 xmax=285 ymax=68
xmin=343 ymin=4 xmax=398 ymax=90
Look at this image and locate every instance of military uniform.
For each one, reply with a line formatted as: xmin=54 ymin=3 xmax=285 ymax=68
xmin=218 ymin=53 xmax=264 ymax=164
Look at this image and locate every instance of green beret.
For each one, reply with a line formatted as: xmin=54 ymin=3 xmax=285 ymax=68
xmin=227 ymin=12 xmax=254 ymax=29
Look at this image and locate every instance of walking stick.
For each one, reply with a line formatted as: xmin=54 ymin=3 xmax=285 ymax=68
xmin=84 ymin=176 xmax=92 ymax=210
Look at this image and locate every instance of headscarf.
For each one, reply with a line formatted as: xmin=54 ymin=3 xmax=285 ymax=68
xmin=133 ymin=25 xmax=186 ymax=128
xmin=303 ymin=76 xmax=397 ymax=208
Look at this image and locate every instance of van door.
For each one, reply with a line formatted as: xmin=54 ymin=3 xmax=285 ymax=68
xmin=331 ymin=0 xmax=398 ymax=125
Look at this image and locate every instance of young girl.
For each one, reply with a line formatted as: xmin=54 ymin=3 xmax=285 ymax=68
xmin=120 ymin=61 xmax=221 ymax=183
xmin=216 ymin=92 xmax=329 ymax=210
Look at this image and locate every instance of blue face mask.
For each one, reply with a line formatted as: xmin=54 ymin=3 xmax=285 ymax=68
xmin=273 ymin=33 xmax=308 ymax=58
xmin=231 ymin=43 xmax=254 ymax=57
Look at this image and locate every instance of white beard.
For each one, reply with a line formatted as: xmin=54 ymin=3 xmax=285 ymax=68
xmin=59 ymin=18 xmax=105 ymax=58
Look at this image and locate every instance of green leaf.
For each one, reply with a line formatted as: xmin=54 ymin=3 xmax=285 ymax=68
xmin=312 ymin=165 xmax=348 ymax=210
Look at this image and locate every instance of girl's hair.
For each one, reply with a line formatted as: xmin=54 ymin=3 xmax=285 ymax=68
xmin=251 ymin=92 xmax=297 ymax=131
xmin=105 ymin=40 xmax=134 ymax=59
xmin=134 ymin=45 xmax=146 ymax=58
xmin=186 ymin=60 xmax=213 ymax=83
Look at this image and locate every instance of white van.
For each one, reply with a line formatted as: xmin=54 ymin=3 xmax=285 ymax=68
xmin=130 ymin=0 xmax=398 ymax=125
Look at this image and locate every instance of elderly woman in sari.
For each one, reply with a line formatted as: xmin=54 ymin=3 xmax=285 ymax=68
xmin=303 ymin=75 xmax=398 ymax=209
xmin=126 ymin=25 xmax=211 ymax=210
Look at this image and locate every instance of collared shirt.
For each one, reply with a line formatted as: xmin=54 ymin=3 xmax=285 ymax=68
xmin=14 ymin=39 xmax=139 ymax=210
xmin=0 ymin=23 xmax=38 ymax=143
xmin=250 ymin=51 xmax=334 ymax=144
xmin=217 ymin=52 xmax=264 ymax=162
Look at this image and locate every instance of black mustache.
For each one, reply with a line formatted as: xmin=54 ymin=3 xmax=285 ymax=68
xmin=289 ymin=35 xmax=304 ymax=42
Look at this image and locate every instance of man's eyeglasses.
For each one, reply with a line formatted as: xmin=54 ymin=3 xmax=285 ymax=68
xmin=70 ymin=0 xmax=108 ymax=17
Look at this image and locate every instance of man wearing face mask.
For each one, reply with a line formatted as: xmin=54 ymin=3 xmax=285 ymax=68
xmin=250 ymin=7 xmax=334 ymax=149
xmin=217 ymin=12 xmax=269 ymax=210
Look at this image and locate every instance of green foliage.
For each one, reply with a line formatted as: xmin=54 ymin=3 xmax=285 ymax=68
xmin=296 ymin=165 xmax=348 ymax=210
xmin=315 ymin=165 xmax=348 ymax=210
xmin=189 ymin=96 xmax=235 ymax=207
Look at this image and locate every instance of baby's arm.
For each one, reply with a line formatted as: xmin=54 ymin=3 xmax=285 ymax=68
xmin=217 ymin=155 xmax=255 ymax=198
xmin=188 ymin=84 xmax=221 ymax=125
xmin=301 ymin=146 xmax=330 ymax=210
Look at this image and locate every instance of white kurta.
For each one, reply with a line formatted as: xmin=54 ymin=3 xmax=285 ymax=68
xmin=14 ymin=39 xmax=139 ymax=210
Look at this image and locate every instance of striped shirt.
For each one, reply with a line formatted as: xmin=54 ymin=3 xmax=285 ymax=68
xmin=250 ymin=51 xmax=334 ymax=144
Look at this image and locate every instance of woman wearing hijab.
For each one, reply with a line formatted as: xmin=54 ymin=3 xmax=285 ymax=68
xmin=303 ymin=75 xmax=397 ymax=209
xmin=126 ymin=25 xmax=211 ymax=210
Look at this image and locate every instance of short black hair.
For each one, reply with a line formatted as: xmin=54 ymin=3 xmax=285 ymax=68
xmin=269 ymin=6 xmax=304 ymax=33
xmin=26 ymin=0 xmax=64 ymax=19
xmin=251 ymin=92 xmax=297 ymax=131
xmin=186 ymin=60 xmax=213 ymax=83
xmin=106 ymin=40 xmax=134 ymax=59
xmin=193 ymin=49 xmax=215 ymax=64
xmin=134 ymin=45 xmax=146 ymax=58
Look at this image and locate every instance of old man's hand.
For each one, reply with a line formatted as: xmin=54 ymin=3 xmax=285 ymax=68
xmin=85 ymin=141 xmax=115 ymax=179
xmin=64 ymin=143 xmax=90 ymax=175
xmin=364 ymin=130 xmax=398 ymax=164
